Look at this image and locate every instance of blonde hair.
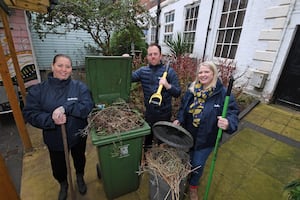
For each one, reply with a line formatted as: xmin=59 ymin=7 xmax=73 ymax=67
xmin=188 ymin=61 xmax=218 ymax=92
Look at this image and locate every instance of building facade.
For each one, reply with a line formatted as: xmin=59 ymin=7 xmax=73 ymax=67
xmin=144 ymin=0 xmax=300 ymax=109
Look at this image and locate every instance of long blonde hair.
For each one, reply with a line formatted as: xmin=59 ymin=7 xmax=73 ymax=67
xmin=188 ymin=61 xmax=218 ymax=92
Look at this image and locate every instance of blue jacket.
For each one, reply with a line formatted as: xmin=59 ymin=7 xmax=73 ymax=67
xmin=132 ymin=63 xmax=181 ymax=118
xmin=177 ymin=79 xmax=239 ymax=150
xmin=23 ymin=73 xmax=94 ymax=151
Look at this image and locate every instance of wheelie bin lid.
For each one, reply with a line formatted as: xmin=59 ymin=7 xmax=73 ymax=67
xmin=152 ymin=121 xmax=193 ymax=150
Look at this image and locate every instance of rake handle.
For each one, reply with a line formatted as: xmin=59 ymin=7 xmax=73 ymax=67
xmin=204 ymin=76 xmax=234 ymax=200
xmin=61 ymin=124 xmax=76 ymax=200
xmin=156 ymin=71 xmax=168 ymax=94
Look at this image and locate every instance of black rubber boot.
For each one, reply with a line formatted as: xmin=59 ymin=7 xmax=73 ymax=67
xmin=58 ymin=181 xmax=68 ymax=200
xmin=76 ymin=174 xmax=87 ymax=195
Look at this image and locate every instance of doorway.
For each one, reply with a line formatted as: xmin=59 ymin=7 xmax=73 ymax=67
xmin=274 ymin=25 xmax=300 ymax=110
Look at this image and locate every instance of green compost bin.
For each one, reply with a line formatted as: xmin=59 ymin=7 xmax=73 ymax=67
xmin=85 ymin=56 xmax=151 ymax=199
xmin=85 ymin=56 xmax=132 ymax=105
xmin=91 ymin=122 xmax=150 ymax=199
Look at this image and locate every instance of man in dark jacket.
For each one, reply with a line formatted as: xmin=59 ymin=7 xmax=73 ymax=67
xmin=132 ymin=43 xmax=181 ymax=149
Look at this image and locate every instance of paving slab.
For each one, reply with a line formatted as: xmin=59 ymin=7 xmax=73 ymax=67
xmin=2 ymin=103 xmax=300 ymax=200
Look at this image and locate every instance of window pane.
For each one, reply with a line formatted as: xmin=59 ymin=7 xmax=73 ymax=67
xmin=225 ymin=30 xmax=233 ymax=43
xmin=229 ymin=45 xmax=237 ymax=58
xmin=192 ymin=20 xmax=197 ymax=31
xmin=239 ymin=0 xmax=248 ymax=9
xmin=230 ymin=0 xmax=239 ymax=10
xmin=223 ymin=0 xmax=230 ymax=12
xmin=215 ymin=45 xmax=222 ymax=57
xmin=222 ymin=45 xmax=229 ymax=57
xmin=228 ymin=12 xmax=235 ymax=27
xmin=186 ymin=9 xmax=190 ymax=19
xmin=220 ymin=14 xmax=227 ymax=28
xmin=194 ymin=6 xmax=199 ymax=18
xmin=233 ymin=29 xmax=241 ymax=43
xmin=191 ymin=7 xmax=195 ymax=17
xmin=236 ymin=10 xmax=245 ymax=26
xmin=217 ymin=30 xmax=225 ymax=43
xmin=184 ymin=21 xmax=188 ymax=31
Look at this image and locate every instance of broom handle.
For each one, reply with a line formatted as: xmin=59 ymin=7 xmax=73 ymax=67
xmin=61 ymin=124 xmax=76 ymax=200
xmin=204 ymin=76 xmax=234 ymax=200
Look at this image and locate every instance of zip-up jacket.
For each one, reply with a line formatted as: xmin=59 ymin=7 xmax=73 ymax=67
xmin=177 ymin=79 xmax=239 ymax=150
xmin=23 ymin=73 xmax=94 ymax=151
xmin=132 ymin=63 xmax=181 ymax=118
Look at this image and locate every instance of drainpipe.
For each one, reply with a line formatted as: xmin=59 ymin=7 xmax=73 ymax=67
xmin=202 ymin=0 xmax=215 ymax=61
xmin=155 ymin=0 xmax=161 ymax=44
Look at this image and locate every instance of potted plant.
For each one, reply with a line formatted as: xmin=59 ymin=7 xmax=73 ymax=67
xmin=284 ymin=179 xmax=300 ymax=200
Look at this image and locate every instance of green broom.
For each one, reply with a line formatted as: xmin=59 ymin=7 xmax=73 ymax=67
xmin=204 ymin=76 xmax=234 ymax=200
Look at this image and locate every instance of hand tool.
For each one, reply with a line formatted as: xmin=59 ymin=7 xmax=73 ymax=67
xmin=204 ymin=76 xmax=234 ymax=200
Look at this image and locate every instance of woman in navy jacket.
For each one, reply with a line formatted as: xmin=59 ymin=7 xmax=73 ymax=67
xmin=23 ymin=54 xmax=94 ymax=200
xmin=173 ymin=61 xmax=239 ymax=200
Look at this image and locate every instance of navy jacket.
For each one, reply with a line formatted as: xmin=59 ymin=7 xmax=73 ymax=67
xmin=23 ymin=73 xmax=94 ymax=151
xmin=132 ymin=63 xmax=181 ymax=118
xmin=177 ymin=79 xmax=239 ymax=150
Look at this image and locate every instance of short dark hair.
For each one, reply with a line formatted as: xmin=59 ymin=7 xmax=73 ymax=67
xmin=52 ymin=54 xmax=72 ymax=66
xmin=148 ymin=43 xmax=161 ymax=54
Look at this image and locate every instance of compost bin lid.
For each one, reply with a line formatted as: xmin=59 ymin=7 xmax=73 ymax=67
xmin=152 ymin=121 xmax=193 ymax=149
xmin=85 ymin=56 xmax=132 ymax=105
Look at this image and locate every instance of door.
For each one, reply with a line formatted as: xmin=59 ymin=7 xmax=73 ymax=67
xmin=274 ymin=26 xmax=300 ymax=110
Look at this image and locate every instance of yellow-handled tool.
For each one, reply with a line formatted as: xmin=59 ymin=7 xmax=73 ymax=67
xmin=149 ymin=62 xmax=170 ymax=106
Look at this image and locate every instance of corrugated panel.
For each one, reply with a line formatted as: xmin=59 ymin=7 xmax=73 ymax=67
xmin=30 ymin=29 xmax=98 ymax=69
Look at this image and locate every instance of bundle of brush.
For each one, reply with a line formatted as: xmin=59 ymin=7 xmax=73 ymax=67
xmin=145 ymin=146 xmax=193 ymax=200
xmin=81 ymin=99 xmax=144 ymax=136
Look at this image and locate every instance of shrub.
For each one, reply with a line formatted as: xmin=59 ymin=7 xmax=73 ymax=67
xmin=130 ymin=55 xmax=254 ymax=119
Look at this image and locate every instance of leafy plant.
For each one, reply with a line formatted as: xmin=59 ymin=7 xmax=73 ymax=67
xmin=165 ymin=32 xmax=189 ymax=58
xmin=110 ymin=24 xmax=147 ymax=56
xmin=30 ymin=0 xmax=149 ymax=55
xmin=284 ymin=179 xmax=300 ymax=200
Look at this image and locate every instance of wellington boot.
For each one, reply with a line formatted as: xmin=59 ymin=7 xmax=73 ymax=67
xmin=77 ymin=174 xmax=87 ymax=195
xmin=58 ymin=181 xmax=68 ymax=200
xmin=189 ymin=187 xmax=199 ymax=200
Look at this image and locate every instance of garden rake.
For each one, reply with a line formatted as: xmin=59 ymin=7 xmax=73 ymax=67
xmin=149 ymin=61 xmax=170 ymax=106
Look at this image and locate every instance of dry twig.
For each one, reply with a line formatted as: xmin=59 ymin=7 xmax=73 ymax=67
xmin=145 ymin=146 xmax=194 ymax=200
xmin=81 ymin=102 xmax=144 ymax=136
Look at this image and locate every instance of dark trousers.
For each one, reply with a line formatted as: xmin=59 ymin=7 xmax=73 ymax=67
xmin=48 ymin=136 xmax=87 ymax=183
xmin=144 ymin=112 xmax=171 ymax=147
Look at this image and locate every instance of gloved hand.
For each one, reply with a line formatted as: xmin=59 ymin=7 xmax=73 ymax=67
xmin=52 ymin=106 xmax=66 ymax=125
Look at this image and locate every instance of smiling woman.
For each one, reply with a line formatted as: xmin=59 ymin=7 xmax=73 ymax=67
xmin=51 ymin=54 xmax=73 ymax=80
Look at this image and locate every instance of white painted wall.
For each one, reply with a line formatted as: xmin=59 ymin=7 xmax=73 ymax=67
xmin=264 ymin=0 xmax=300 ymax=101
xmin=147 ymin=0 xmax=300 ymax=102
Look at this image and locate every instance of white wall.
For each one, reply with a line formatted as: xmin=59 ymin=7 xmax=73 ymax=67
xmin=147 ymin=0 xmax=300 ymax=102
xmin=264 ymin=0 xmax=300 ymax=100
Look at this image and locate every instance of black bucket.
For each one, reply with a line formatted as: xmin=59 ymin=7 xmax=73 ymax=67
xmin=149 ymin=173 xmax=188 ymax=200
xmin=147 ymin=121 xmax=193 ymax=200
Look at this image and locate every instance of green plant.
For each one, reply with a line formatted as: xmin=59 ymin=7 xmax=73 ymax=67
xmin=165 ymin=32 xmax=189 ymax=58
xmin=110 ymin=24 xmax=147 ymax=56
xmin=284 ymin=179 xmax=300 ymax=200
xmin=30 ymin=0 xmax=149 ymax=56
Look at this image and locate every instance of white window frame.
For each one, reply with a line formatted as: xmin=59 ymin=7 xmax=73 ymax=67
xmin=150 ymin=16 xmax=157 ymax=43
xmin=214 ymin=0 xmax=248 ymax=59
xmin=183 ymin=3 xmax=200 ymax=53
xmin=164 ymin=10 xmax=175 ymax=43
